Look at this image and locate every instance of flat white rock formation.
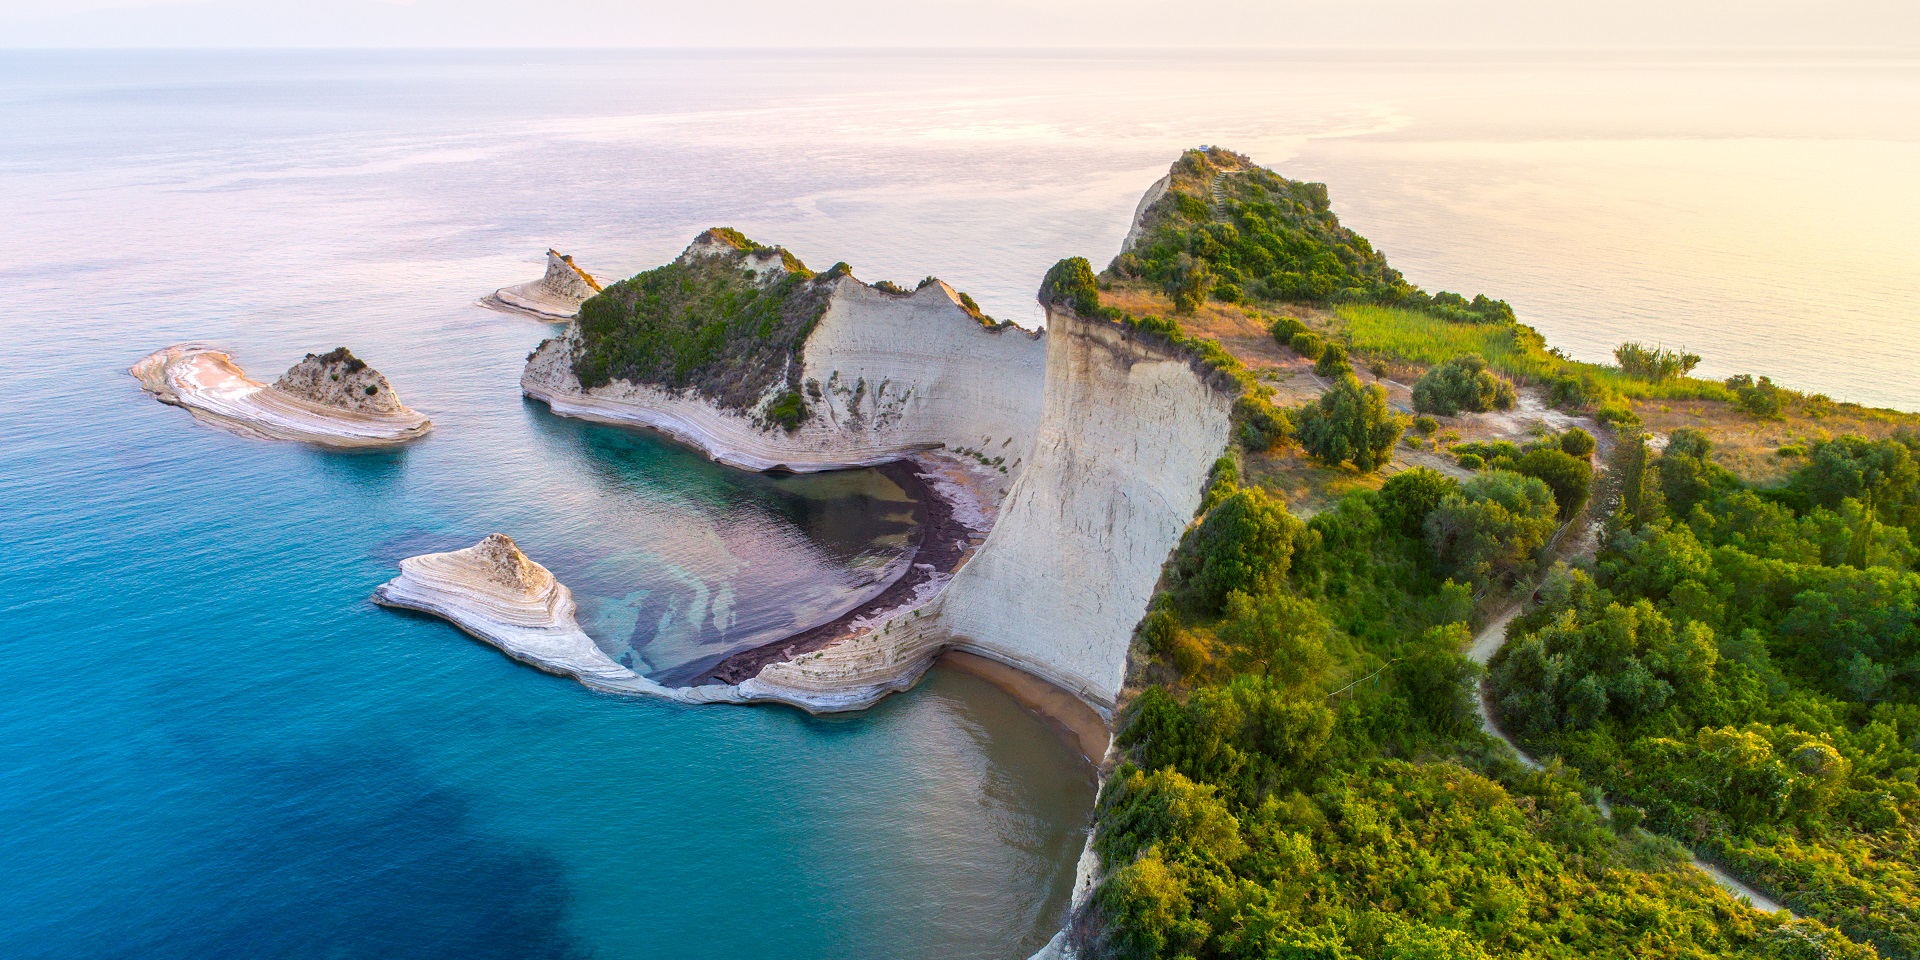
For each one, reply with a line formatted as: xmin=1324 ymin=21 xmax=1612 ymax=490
xmin=485 ymin=249 xmax=602 ymax=321
xmin=373 ymin=534 xmax=745 ymax=703
xmin=133 ymin=344 xmax=432 ymax=448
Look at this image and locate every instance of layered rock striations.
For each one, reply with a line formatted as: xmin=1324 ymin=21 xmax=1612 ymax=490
xmin=747 ymin=297 xmax=1237 ymax=717
xmin=133 ymin=344 xmax=431 ymax=447
xmin=373 ymin=534 xmax=742 ymax=702
xmin=485 ymin=249 xmax=603 ymax=321
xmin=521 ymin=228 xmax=1046 ymax=479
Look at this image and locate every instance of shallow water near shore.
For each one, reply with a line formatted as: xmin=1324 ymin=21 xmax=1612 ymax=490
xmin=1 ymin=49 xmax=1916 ymax=959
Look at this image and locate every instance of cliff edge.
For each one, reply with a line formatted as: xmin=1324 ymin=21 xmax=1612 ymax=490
xmin=521 ymin=228 xmax=1046 ymax=478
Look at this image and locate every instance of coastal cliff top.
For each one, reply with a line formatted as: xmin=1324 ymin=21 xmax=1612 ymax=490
xmin=271 ymin=347 xmax=409 ymax=415
xmin=567 ymin=227 xmax=1009 ymax=423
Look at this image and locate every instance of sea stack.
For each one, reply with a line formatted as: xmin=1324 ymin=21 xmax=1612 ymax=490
xmin=132 ymin=344 xmax=432 ymax=447
xmin=485 ymin=249 xmax=602 ymax=321
xmin=373 ymin=534 xmax=706 ymax=697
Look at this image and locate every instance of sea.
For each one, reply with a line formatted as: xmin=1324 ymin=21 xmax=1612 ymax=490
xmin=0 ymin=49 xmax=1915 ymax=959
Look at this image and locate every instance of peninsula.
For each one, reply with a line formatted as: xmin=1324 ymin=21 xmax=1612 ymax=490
xmin=133 ymin=344 xmax=431 ymax=447
xmin=379 ymin=149 xmax=1918 ymax=960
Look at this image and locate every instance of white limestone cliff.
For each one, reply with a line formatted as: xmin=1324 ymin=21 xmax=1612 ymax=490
xmin=485 ymin=249 xmax=603 ymax=321
xmin=133 ymin=344 xmax=432 ymax=448
xmin=747 ymin=307 xmax=1236 ymax=716
xmin=522 ymin=244 xmax=1046 ymax=484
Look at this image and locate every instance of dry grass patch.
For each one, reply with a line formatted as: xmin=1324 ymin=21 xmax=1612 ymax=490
xmin=1634 ymin=396 xmax=1920 ymax=486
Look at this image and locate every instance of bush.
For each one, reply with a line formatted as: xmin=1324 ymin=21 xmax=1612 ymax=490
xmin=1269 ymin=316 xmax=1308 ymax=345
xmin=1411 ymin=354 xmax=1517 ymax=416
xmin=1615 ymin=342 xmax=1701 ymax=381
xmin=1313 ymin=343 xmax=1353 ymax=378
xmin=1294 ymin=376 xmax=1409 ymax=472
xmin=1513 ymin=448 xmax=1594 ymax=519
xmin=1425 ymin=470 xmax=1559 ymax=585
xmin=1413 ymin=416 xmax=1439 ymax=435
xmin=1456 ymin=452 xmax=1485 ymax=470
xmin=1548 ymin=372 xmax=1599 ymax=410
xmin=1233 ymin=395 xmax=1291 ymax=453
xmin=1289 ymin=331 xmax=1325 ymax=361
xmin=765 ymin=390 xmax=808 ymax=431
xmin=1379 ymin=466 xmax=1462 ymax=537
xmin=1178 ymin=486 xmax=1304 ymax=611
xmin=1039 ymin=257 xmax=1103 ymax=316
xmin=1726 ymin=373 xmax=1788 ymax=419
xmin=1560 ymin=427 xmax=1596 ymax=458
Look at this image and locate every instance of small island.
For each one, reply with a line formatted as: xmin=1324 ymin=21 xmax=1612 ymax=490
xmin=483 ymin=249 xmax=602 ymax=321
xmin=132 ymin=344 xmax=431 ymax=447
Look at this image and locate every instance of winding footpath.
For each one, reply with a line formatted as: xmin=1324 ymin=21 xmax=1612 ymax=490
xmin=1468 ymin=606 xmax=1791 ymax=915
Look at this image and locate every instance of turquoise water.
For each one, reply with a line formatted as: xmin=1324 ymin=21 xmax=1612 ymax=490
xmin=3 ymin=49 xmax=1916 ymax=959
xmin=0 ymin=52 xmax=1098 ymax=959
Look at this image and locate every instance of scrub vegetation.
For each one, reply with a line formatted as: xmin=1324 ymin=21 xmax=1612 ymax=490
xmin=572 ymin=228 xmax=837 ymax=416
xmin=1075 ymin=149 xmax=1918 ymax=959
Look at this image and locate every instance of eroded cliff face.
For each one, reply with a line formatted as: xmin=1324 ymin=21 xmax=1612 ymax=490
xmin=751 ymin=307 xmax=1236 ymax=716
xmin=524 ymin=272 xmax=1046 ymax=477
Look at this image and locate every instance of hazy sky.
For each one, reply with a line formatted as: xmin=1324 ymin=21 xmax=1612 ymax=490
xmin=0 ymin=0 xmax=1915 ymax=50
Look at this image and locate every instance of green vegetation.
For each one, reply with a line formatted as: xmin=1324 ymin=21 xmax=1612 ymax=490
xmin=1488 ymin=430 xmax=1920 ymax=956
xmin=1111 ymin=147 xmax=1512 ymax=322
xmin=1412 ymin=354 xmax=1518 ymax=416
xmin=1294 ymin=375 xmax=1407 ymax=472
xmin=573 ymin=228 xmax=835 ymax=413
xmin=1616 ymin=342 xmax=1704 ymax=382
xmin=1094 ymin=446 xmax=1871 ymax=959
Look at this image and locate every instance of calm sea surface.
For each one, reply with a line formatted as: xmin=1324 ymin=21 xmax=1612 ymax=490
xmin=0 ymin=50 xmax=1915 ymax=959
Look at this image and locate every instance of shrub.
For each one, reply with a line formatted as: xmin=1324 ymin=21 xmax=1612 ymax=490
xmin=1560 ymin=427 xmax=1596 ymax=458
xmin=1413 ymin=416 xmax=1439 ymax=435
xmin=1456 ymin=452 xmax=1485 ymax=470
xmin=1513 ymin=448 xmax=1594 ymax=519
xmin=1289 ymin=331 xmax=1325 ymax=361
xmin=1726 ymin=373 xmax=1788 ymax=419
xmin=1379 ymin=466 xmax=1462 ymax=537
xmin=1269 ymin=316 xmax=1307 ymax=345
xmin=1425 ymin=470 xmax=1559 ymax=585
xmin=1614 ymin=342 xmax=1701 ymax=381
xmin=1294 ymin=376 xmax=1409 ymax=472
xmin=1313 ymin=343 xmax=1353 ymax=378
xmin=1548 ymin=372 xmax=1598 ymax=410
xmin=1039 ymin=257 xmax=1103 ymax=316
xmin=1234 ymin=395 xmax=1291 ymax=453
xmin=1178 ymin=487 xmax=1303 ymax=611
xmin=765 ymin=390 xmax=808 ymax=431
xmin=1411 ymin=354 xmax=1517 ymax=416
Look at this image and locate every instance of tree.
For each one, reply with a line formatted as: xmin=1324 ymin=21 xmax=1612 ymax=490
xmin=1379 ymin=467 xmax=1461 ymax=537
xmin=1424 ymin=470 xmax=1558 ymax=586
xmin=1513 ymin=448 xmax=1594 ymax=520
xmin=1217 ymin=590 xmax=1330 ymax=684
xmin=1295 ymin=376 xmax=1409 ymax=472
xmin=1179 ymin=487 xmax=1304 ymax=611
xmin=1410 ymin=354 xmax=1517 ymax=416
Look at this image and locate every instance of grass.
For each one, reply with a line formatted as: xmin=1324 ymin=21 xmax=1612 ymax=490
xmin=1333 ymin=304 xmax=1729 ymax=402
